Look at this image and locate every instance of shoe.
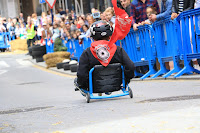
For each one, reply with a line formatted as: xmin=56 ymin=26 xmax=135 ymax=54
xmin=194 ymin=65 xmax=200 ymax=71
xmin=105 ymin=92 xmax=112 ymax=95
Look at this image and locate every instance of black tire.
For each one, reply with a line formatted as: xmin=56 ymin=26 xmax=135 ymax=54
xmin=63 ymin=64 xmax=71 ymax=71
xmin=86 ymin=93 xmax=90 ymax=103
xmin=32 ymin=45 xmax=46 ymax=51
xmin=128 ymin=87 xmax=133 ymax=98
xmin=70 ymin=65 xmax=78 ymax=72
xmin=32 ymin=50 xmax=46 ymax=57
xmin=36 ymin=57 xmax=44 ymax=62
xmin=56 ymin=62 xmax=69 ymax=69
xmin=28 ymin=47 xmax=32 ymax=56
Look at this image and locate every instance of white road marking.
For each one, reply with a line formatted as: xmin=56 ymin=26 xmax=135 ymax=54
xmin=16 ymin=59 xmax=32 ymax=66
xmin=0 ymin=61 xmax=10 ymax=68
xmin=0 ymin=70 xmax=7 ymax=75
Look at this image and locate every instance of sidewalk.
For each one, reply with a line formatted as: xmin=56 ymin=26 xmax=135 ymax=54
xmin=61 ymin=106 xmax=200 ymax=133
xmin=28 ymin=56 xmax=200 ymax=81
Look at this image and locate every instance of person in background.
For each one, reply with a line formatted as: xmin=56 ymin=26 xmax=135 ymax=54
xmin=32 ymin=13 xmax=39 ymax=28
xmin=130 ymin=0 xmax=160 ymax=31
xmin=9 ymin=22 xmax=15 ymax=39
xmin=120 ymin=0 xmax=131 ymax=16
xmin=0 ymin=19 xmax=6 ymax=33
xmin=195 ymin=0 xmax=200 ymax=8
xmin=41 ymin=23 xmax=52 ymax=45
xmin=19 ymin=24 xmax=27 ymax=39
xmin=140 ymin=6 xmax=158 ymax=25
xmin=171 ymin=0 xmax=195 ymax=20
xmin=149 ymin=0 xmax=172 ymax=22
xmin=104 ymin=7 xmax=116 ymax=25
xmin=59 ymin=7 xmax=67 ymax=15
xmin=15 ymin=24 xmax=21 ymax=39
xmin=26 ymin=20 xmax=36 ymax=51
xmin=19 ymin=13 xmax=24 ymax=22
xmin=36 ymin=24 xmax=43 ymax=40
xmin=6 ymin=18 xmax=12 ymax=31
xmin=78 ymin=25 xmax=90 ymax=39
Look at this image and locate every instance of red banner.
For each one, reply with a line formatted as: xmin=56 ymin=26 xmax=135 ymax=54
xmin=109 ymin=0 xmax=132 ymax=45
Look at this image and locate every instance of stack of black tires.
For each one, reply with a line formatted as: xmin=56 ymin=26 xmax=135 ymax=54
xmin=29 ymin=45 xmax=46 ymax=62
xmin=56 ymin=60 xmax=79 ymax=73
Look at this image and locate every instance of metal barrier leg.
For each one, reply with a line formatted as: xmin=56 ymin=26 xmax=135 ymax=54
xmin=141 ymin=60 xmax=157 ymax=80
xmin=134 ymin=70 xmax=144 ymax=78
xmin=174 ymin=59 xmax=200 ymax=78
xmin=163 ymin=56 xmax=181 ymax=78
xmin=151 ymin=59 xmax=169 ymax=79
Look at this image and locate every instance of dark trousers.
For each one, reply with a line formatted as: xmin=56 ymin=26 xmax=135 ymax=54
xmin=27 ymin=37 xmax=35 ymax=48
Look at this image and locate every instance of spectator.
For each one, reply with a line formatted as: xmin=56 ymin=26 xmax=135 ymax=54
xmin=140 ymin=6 xmax=158 ymax=25
xmin=195 ymin=0 xmax=200 ymax=8
xmin=32 ymin=13 xmax=39 ymax=28
xmin=120 ymin=0 xmax=131 ymax=16
xmin=149 ymin=0 xmax=172 ymax=22
xmin=9 ymin=22 xmax=15 ymax=39
xmin=0 ymin=19 xmax=6 ymax=33
xmin=36 ymin=24 xmax=43 ymax=40
xmin=78 ymin=25 xmax=90 ymax=39
xmin=59 ymin=7 xmax=67 ymax=15
xmin=20 ymin=24 xmax=26 ymax=39
xmin=6 ymin=18 xmax=12 ymax=31
xmin=41 ymin=23 xmax=52 ymax=45
xmin=26 ymin=20 xmax=36 ymax=50
xmin=19 ymin=19 xmax=26 ymax=28
xmin=15 ymin=24 xmax=21 ymax=39
xmin=19 ymin=13 xmax=24 ymax=22
xmin=130 ymin=0 xmax=160 ymax=30
xmin=52 ymin=23 xmax=60 ymax=42
xmin=171 ymin=0 xmax=195 ymax=20
xmin=2 ymin=18 xmax=8 ymax=32
xmin=87 ymin=15 xmax=95 ymax=26
xmin=104 ymin=7 xmax=116 ymax=25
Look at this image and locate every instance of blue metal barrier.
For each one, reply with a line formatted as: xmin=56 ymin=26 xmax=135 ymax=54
xmin=83 ymin=37 xmax=92 ymax=49
xmin=152 ymin=16 xmax=181 ymax=78
xmin=65 ymin=39 xmax=75 ymax=54
xmin=71 ymin=39 xmax=84 ymax=61
xmin=122 ymin=25 xmax=157 ymax=79
xmin=175 ymin=8 xmax=200 ymax=77
xmin=0 ymin=32 xmax=11 ymax=49
xmin=45 ymin=39 xmax=54 ymax=53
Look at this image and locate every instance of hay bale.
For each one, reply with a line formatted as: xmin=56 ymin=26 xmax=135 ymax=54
xmin=10 ymin=39 xmax=28 ymax=51
xmin=43 ymin=51 xmax=70 ymax=60
xmin=43 ymin=52 xmax=71 ymax=68
xmin=45 ymin=57 xmax=66 ymax=68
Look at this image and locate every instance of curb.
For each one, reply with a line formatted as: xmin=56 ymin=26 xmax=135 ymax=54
xmin=27 ymin=58 xmax=77 ymax=77
xmin=28 ymin=57 xmax=200 ymax=81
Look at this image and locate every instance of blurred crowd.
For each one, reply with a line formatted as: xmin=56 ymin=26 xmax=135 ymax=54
xmin=0 ymin=0 xmax=200 ymax=47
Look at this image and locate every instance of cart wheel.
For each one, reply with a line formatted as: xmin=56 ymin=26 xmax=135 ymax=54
xmin=86 ymin=93 xmax=90 ymax=103
xmin=128 ymin=88 xmax=133 ymax=98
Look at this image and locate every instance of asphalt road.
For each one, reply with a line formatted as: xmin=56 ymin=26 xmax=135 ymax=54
xmin=0 ymin=54 xmax=200 ymax=133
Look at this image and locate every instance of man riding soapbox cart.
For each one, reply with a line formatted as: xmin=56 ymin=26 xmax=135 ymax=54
xmin=75 ymin=63 xmax=133 ymax=103
xmin=74 ymin=20 xmax=134 ymax=103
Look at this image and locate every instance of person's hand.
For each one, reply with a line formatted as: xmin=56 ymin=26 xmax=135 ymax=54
xmin=133 ymin=23 xmax=139 ymax=31
xmin=171 ymin=13 xmax=178 ymax=20
xmin=149 ymin=14 xmax=157 ymax=22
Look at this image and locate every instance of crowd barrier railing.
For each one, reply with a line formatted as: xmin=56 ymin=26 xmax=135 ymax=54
xmin=121 ymin=26 xmax=157 ymax=79
xmin=152 ymin=16 xmax=181 ymax=78
xmin=174 ymin=8 xmax=200 ymax=77
xmin=0 ymin=32 xmax=11 ymax=49
xmin=45 ymin=38 xmax=54 ymax=53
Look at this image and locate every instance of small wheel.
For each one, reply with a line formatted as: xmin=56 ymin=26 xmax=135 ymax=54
xmin=86 ymin=93 xmax=90 ymax=103
xmin=128 ymin=88 xmax=133 ymax=98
